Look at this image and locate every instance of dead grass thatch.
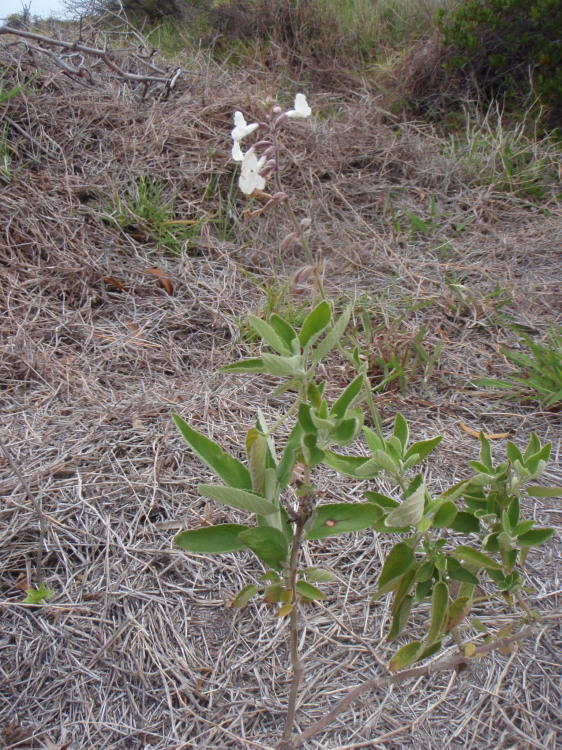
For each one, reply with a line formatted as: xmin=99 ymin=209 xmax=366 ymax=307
xmin=1 ymin=19 xmax=561 ymax=750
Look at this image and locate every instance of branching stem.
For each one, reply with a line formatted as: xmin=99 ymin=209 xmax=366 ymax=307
xmin=281 ymin=465 xmax=313 ymax=743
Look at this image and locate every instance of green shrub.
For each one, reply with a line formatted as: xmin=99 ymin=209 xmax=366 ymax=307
xmin=437 ymin=0 xmax=562 ymax=126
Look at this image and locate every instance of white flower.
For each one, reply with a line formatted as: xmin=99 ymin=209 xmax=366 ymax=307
xmin=286 ymin=93 xmax=311 ymax=119
xmin=239 ymin=148 xmax=266 ymax=195
xmin=231 ymin=111 xmax=259 ymax=142
xmin=232 ymin=141 xmax=244 ymax=162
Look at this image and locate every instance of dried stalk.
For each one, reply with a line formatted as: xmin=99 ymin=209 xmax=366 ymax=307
xmin=0 ymin=436 xmax=47 ymax=587
xmin=279 ymin=624 xmax=539 ymax=749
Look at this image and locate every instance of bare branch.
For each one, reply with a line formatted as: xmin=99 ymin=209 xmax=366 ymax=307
xmin=0 ymin=24 xmax=182 ymax=97
xmin=278 ymin=624 xmax=541 ymax=749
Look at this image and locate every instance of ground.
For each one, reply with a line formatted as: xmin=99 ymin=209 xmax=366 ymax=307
xmin=0 ymin=19 xmax=561 ymax=750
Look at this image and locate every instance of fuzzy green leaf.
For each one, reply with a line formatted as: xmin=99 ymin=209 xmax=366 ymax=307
xmin=197 ymin=484 xmax=277 ymax=515
xmin=269 ymin=314 xmax=298 ymax=349
xmin=526 ymin=485 xmax=562 ymax=498
xmin=363 ymin=426 xmax=384 ymax=454
xmin=277 ymin=424 xmax=303 ymax=489
xmin=220 ymin=358 xmax=266 ymax=373
xmin=444 ymin=596 xmax=472 ymax=632
xmin=232 ymin=584 xmax=260 ymax=607
xmin=304 ymin=568 xmax=338 ymax=583
xmin=357 ymin=450 xmax=398 ymax=478
xmin=393 ymin=414 xmax=409 ymax=451
xmin=246 ymin=428 xmax=267 ymax=494
xmin=452 ymin=545 xmax=502 ymax=570
xmin=238 ymin=527 xmax=289 ymax=570
xmin=404 ymin=436 xmax=442 ymax=464
xmin=305 ymin=503 xmax=383 ymax=540
xmin=330 ymin=374 xmax=364 ymax=418
xmin=517 ymin=527 xmax=555 ymax=547
xmin=296 ymin=580 xmax=326 ymax=601
xmin=427 ymin=580 xmax=449 ymax=643
xmin=175 ymin=524 xmax=250 ymax=554
xmin=363 ymin=490 xmax=399 ymax=509
xmin=388 ymin=595 xmax=413 ymax=641
xmin=299 ymin=300 xmax=332 ymax=348
xmin=378 ymin=542 xmax=416 ymax=589
xmin=449 ymin=511 xmax=481 ymax=533
xmin=311 ymin=305 xmax=352 ymax=363
xmin=261 ymin=352 xmax=305 ymax=378
xmin=385 ymin=483 xmax=425 ymax=528
xmin=332 ymin=417 xmax=361 ymax=445
xmin=322 ymin=451 xmax=370 ymax=478
xmin=248 ymin=314 xmax=292 ymax=355
xmin=173 ymin=415 xmax=252 ymax=490
xmin=432 ymin=500 xmax=458 ymax=528
xmin=390 ymin=641 xmax=424 ymax=671
xmin=478 ymin=432 xmax=493 ymax=471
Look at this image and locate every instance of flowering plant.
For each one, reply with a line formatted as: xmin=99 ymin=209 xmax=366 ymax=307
xmin=230 ymin=93 xmax=311 ymax=195
xmin=170 ymin=92 xmax=558 ymax=749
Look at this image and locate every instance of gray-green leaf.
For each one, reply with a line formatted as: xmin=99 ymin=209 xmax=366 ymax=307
xmin=198 ymin=484 xmax=277 ymax=515
xmin=175 ymin=524 xmax=250 ymax=554
xmin=173 ymin=415 xmax=252 ymax=490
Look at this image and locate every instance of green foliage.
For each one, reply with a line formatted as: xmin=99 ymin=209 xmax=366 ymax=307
xmin=444 ymin=111 xmax=562 ymax=202
xmin=22 ymin=583 xmax=54 ymax=604
xmin=474 ymin=326 xmax=562 ymax=407
xmin=0 ymin=125 xmax=14 ymax=183
xmin=173 ymin=294 xmax=557 ymax=674
xmin=437 ymin=0 xmax=562 ymax=123
xmin=351 ymin=296 xmax=443 ymax=394
xmin=100 ymin=175 xmax=203 ymax=254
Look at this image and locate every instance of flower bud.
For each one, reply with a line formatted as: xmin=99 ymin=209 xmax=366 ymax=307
xmin=299 ymin=218 xmax=312 ymax=229
xmin=280 ymin=233 xmax=298 ymax=252
xmin=253 ymin=140 xmax=274 ymax=152
xmin=273 ymin=113 xmax=288 ymax=129
xmin=293 ymin=265 xmax=316 ymax=285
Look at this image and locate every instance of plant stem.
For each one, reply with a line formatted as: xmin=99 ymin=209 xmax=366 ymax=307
xmin=281 ymin=465 xmax=314 ymax=743
xmin=283 ymin=624 xmax=538 ymax=749
xmin=515 ymin=590 xmax=537 ymax=620
xmin=282 ymin=519 xmax=305 ymax=742
xmin=270 ymin=125 xmax=326 ymax=302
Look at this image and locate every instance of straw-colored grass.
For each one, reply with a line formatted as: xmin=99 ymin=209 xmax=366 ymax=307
xmin=0 ymin=17 xmax=560 ymax=750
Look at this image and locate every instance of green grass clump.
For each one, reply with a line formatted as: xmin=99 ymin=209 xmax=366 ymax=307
xmin=475 ymin=326 xmax=562 ymax=408
xmin=100 ymin=175 xmax=203 ymax=254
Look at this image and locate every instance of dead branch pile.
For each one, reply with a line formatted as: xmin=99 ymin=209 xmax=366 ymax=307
xmin=1 ymin=21 xmax=561 ymax=750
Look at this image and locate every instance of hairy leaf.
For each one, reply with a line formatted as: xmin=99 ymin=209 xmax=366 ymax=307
xmin=175 ymin=524 xmax=249 ymax=554
xmin=452 ymin=545 xmax=503 ymax=570
xmin=305 ymin=503 xmax=383 ymax=540
xmin=238 ymin=527 xmax=289 ymax=570
xmin=232 ymin=584 xmax=260 ymax=607
xmin=390 ymin=641 xmax=424 ymax=671
xmin=385 ymin=483 xmax=425 ymax=528
xmin=299 ymin=300 xmax=331 ymax=348
xmin=198 ymin=484 xmax=277 ymax=515
xmin=296 ymin=580 xmax=326 ymax=601
xmin=427 ymin=580 xmax=449 ymax=644
xmin=378 ymin=542 xmax=416 ymax=589
xmin=248 ymin=314 xmax=292 ymax=355
xmin=173 ymin=415 xmax=252 ymax=490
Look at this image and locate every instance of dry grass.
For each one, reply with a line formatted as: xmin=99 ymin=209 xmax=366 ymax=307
xmin=1 ymin=20 xmax=561 ymax=750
